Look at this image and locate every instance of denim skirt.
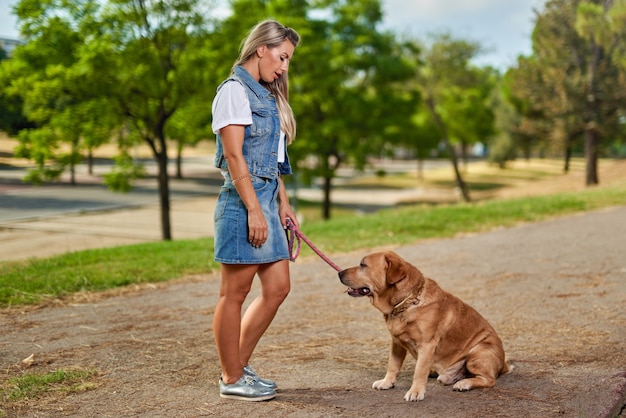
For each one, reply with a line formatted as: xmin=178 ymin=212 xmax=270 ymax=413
xmin=213 ymin=176 xmax=290 ymax=264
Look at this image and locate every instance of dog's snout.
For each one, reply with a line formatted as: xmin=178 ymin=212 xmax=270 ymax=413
xmin=339 ymin=269 xmax=351 ymax=286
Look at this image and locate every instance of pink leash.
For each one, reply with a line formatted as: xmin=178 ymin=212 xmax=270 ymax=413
xmin=286 ymin=219 xmax=342 ymax=272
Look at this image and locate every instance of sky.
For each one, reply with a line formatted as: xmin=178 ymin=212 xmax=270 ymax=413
xmin=382 ymin=0 xmax=545 ymax=69
xmin=0 ymin=0 xmax=545 ymax=70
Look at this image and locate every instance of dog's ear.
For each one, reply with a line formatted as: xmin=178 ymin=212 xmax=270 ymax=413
xmin=385 ymin=252 xmax=408 ymax=285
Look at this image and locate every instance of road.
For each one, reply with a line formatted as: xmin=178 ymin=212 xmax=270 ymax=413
xmin=1 ymin=205 xmax=625 ymax=417
xmin=0 ymin=156 xmax=222 ymax=223
xmin=0 ymin=155 xmax=452 ymax=223
xmin=0 ymin=156 xmax=451 ymax=261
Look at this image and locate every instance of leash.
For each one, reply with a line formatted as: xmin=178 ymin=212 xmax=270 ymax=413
xmin=285 ymin=219 xmax=342 ymax=272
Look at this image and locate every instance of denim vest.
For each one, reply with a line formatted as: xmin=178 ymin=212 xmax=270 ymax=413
xmin=214 ymin=66 xmax=292 ymax=179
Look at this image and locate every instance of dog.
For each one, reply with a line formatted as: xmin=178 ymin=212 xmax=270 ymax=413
xmin=338 ymin=251 xmax=510 ymax=402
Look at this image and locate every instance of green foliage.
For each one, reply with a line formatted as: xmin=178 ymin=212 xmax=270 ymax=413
xmin=4 ymin=0 xmax=219 ymax=238
xmin=4 ymin=0 xmax=120 ymax=184
xmin=576 ymin=2 xmax=612 ymax=45
xmin=3 ymin=0 xmax=504 ymax=226
xmin=488 ymin=134 xmax=517 ymax=168
xmin=0 ymin=57 xmax=33 ymax=135
xmin=501 ymin=59 xmax=543 ymax=160
xmin=506 ymin=0 xmax=626 ymax=181
xmin=487 ymin=77 xmax=522 ymax=167
xmin=607 ymin=0 xmax=626 ymax=71
xmin=408 ymin=32 xmax=496 ymax=201
xmin=15 ymin=126 xmax=64 ymax=183
xmin=279 ymin=0 xmax=422 ymax=218
xmin=103 ymin=154 xmax=146 ymax=192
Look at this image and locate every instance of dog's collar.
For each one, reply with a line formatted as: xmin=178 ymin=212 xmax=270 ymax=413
xmin=390 ymin=292 xmax=421 ymax=316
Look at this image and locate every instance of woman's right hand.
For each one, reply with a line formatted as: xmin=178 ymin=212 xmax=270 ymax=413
xmin=219 ymin=125 xmax=268 ymax=248
xmin=247 ymin=208 xmax=268 ymax=248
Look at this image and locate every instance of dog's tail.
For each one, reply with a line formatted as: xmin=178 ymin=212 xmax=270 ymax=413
xmin=501 ymin=358 xmax=515 ymax=375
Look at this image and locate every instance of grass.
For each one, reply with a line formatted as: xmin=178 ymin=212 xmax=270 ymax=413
xmin=0 ymin=239 xmax=219 ymax=307
xmin=296 ymin=183 xmax=626 ymax=253
xmin=1 ymin=181 xmax=624 ymax=308
xmin=0 ymin=368 xmax=99 ymax=402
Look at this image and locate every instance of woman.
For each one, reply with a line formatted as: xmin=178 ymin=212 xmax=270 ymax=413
xmin=211 ymin=20 xmax=300 ymax=401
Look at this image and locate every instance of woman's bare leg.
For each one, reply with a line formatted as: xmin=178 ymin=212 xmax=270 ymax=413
xmin=239 ymin=259 xmax=290 ymax=366
xmin=213 ymin=263 xmax=258 ymax=384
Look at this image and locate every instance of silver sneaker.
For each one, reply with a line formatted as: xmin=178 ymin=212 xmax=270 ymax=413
xmin=219 ymin=375 xmax=276 ymax=401
xmin=243 ymin=365 xmax=277 ymax=389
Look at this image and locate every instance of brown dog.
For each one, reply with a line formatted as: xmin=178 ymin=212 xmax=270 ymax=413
xmin=338 ymin=251 xmax=510 ymax=402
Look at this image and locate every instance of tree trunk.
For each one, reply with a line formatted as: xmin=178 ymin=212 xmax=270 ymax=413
xmin=150 ymin=133 xmax=172 ymax=241
xmin=70 ymin=164 xmax=76 ymax=185
xmin=144 ymin=133 xmax=172 ymax=241
xmin=564 ymin=144 xmax=571 ymax=174
xmin=425 ymin=96 xmax=471 ymax=202
xmin=69 ymin=139 xmax=78 ymax=185
xmin=584 ymin=130 xmax=599 ymax=185
xmin=416 ymin=157 xmax=423 ymax=181
xmin=320 ymin=140 xmax=341 ymax=220
xmin=322 ymin=174 xmax=332 ymax=220
xmin=88 ymin=149 xmax=94 ymax=175
xmin=176 ymin=141 xmax=183 ymax=179
xmin=460 ymin=141 xmax=469 ymax=172
xmin=583 ymin=38 xmax=601 ymax=186
xmin=446 ymin=140 xmax=471 ymax=202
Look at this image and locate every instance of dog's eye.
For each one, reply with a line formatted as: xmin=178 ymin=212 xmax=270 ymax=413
xmin=360 ymin=261 xmax=367 ymax=268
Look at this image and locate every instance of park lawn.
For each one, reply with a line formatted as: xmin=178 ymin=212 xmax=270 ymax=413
xmin=1 ymin=182 xmax=624 ymax=308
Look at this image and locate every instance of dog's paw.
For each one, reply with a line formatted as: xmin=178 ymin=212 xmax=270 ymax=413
xmin=372 ymin=378 xmax=395 ymax=390
xmin=404 ymin=387 xmax=425 ymax=402
xmin=453 ymin=379 xmax=473 ymax=392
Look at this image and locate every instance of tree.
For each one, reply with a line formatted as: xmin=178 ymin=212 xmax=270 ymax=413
xmin=0 ymin=51 xmax=34 ymax=136
xmin=488 ymin=76 xmax=524 ymax=168
xmin=96 ymin=0 xmax=218 ymax=239
xmin=216 ymin=0 xmax=419 ymax=220
xmin=502 ymin=56 xmax=554 ymax=164
xmin=6 ymin=0 xmax=218 ymax=240
xmin=289 ymin=0 xmax=420 ymax=219
xmin=408 ymin=33 xmax=494 ymax=202
xmin=573 ymin=0 xmax=625 ymax=184
xmin=444 ymin=66 xmax=497 ymax=166
xmin=508 ymin=0 xmax=624 ymax=184
xmin=400 ymin=99 xmax=440 ymax=180
xmin=167 ymin=97 xmax=213 ymax=179
xmin=1 ymin=0 xmax=115 ymax=185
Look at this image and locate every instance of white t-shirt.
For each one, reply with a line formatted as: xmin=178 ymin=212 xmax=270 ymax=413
xmin=212 ymin=80 xmax=285 ymax=163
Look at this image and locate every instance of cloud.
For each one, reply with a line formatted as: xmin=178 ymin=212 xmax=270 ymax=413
xmin=380 ymin=0 xmax=543 ymax=69
xmin=386 ymin=0 xmax=494 ymax=19
xmin=382 ymin=0 xmax=539 ymax=31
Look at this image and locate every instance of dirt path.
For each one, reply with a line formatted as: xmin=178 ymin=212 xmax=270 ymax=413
xmin=2 ymin=205 xmax=625 ymax=417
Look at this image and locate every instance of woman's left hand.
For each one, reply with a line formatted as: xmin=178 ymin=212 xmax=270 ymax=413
xmin=280 ymin=203 xmax=298 ymax=231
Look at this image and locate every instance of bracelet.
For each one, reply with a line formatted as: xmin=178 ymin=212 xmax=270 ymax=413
xmin=232 ymin=173 xmax=250 ymax=184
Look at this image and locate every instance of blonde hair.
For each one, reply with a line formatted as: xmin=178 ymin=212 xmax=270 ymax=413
xmin=233 ymin=20 xmax=300 ymax=143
